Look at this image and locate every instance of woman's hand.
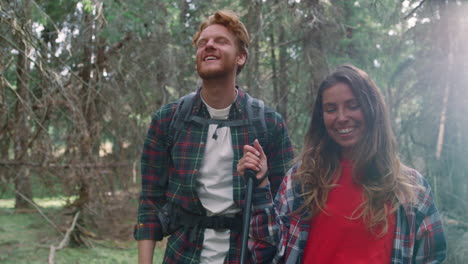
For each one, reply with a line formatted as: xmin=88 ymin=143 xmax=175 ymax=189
xmin=237 ymin=139 xmax=269 ymax=187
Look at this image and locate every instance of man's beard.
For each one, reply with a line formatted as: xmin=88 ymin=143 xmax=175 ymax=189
xmin=196 ymin=61 xmax=236 ymax=80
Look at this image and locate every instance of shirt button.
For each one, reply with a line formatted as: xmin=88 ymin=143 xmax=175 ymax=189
xmin=265 ymin=194 xmax=270 ymax=199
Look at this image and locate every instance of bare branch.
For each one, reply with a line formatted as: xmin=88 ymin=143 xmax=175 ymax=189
xmin=404 ymin=0 xmax=428 ymax=19
xmin=11 ymin=186 xmax=64 ymax=235
xmin=48 ymin=211 xmax=81 ymax=264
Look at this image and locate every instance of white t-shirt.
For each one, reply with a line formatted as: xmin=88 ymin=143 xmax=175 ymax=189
xmin=196 ymin=94 xmax=240 ymax=263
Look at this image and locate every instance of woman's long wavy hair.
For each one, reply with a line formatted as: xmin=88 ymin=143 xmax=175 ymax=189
xmin=294 ymin=64 xmax=421 ymax=236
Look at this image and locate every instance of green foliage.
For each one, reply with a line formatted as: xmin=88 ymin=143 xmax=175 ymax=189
xmin=82 ymin=0 xmax=94 ymax=13
xmin=1 ymin=0 xmax=467 ymax=261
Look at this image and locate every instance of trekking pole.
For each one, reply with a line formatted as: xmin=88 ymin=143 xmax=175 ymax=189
xmin=240 ymin=169 xmax=256 ymax=264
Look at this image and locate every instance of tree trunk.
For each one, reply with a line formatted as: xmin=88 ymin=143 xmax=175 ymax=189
xmin=270 ymin=22 xmax=289 ymax=121
xmin=435 ymin=1 xmax=453 ymax=161
xmin=245 ymin=0 xmax=262 ymax=97
xmin=302 ymin=1 xmax=328 ymax=109
xmin=434 ymin=1 xmax=468 ymax=215
xmin=174 ymin=0 xmax=189 ymax=97
xmin=270 ymin=30 xmax=279 ymax=109
xmin=278 ymin=24 xmax=288 ymax=121
xmin=0 ymin=38 xmax=9 ymax=168
xmin=73 ymin=9 xmax=94 ymax=212
xmin=155 ymin=1 xmax=170 ymax=102
xmin=14 ymin=0 xmax=33 ymax=210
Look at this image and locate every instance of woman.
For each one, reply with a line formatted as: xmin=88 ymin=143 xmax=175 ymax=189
xmin=238 ymin=64 xmax=447 ymax=263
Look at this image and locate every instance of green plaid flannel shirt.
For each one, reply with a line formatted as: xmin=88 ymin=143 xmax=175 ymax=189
xmin=135 ymin=87 xmax=294 ymax=264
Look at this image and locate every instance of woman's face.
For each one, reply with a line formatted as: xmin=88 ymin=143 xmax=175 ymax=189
xmin=322 ymin=82 xmax=366 ymax=158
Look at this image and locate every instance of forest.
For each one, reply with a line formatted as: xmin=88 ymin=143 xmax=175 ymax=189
xmin=0 ymin=0 xmax=467 ymax=263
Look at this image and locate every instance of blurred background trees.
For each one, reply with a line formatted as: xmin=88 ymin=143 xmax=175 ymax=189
xmin=1 ymin=0 xmax=467 ymax=262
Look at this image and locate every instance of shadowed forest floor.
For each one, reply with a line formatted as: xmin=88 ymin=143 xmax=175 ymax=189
xmin=0 ymin=199 xmax=165 ymax=264
xmin=0 ymin=198 xmax=466 ymax=263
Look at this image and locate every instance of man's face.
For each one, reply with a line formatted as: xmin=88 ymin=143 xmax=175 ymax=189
xmin=195 ymin=24 xmax=246 ymax=80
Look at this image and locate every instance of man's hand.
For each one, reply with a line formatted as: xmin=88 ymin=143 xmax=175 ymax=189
xmin=237 ymin=139 xmax=268 ymax=187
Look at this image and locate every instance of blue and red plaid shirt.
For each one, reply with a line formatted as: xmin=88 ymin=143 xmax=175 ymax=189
xmin=135 ymin=87 xmax=294 ymax=263
xmin=250 ymin=164 xmax=447 ymax=264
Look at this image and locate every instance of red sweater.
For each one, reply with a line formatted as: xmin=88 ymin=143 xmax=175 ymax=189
xmin=302 ymin=159 xmax=395 ymax=263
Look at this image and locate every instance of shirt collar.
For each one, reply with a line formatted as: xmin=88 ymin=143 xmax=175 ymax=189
xmin=192 ymin=86 xmax=249 ymax=119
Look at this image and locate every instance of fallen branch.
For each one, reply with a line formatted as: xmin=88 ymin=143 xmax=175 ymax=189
xmin=48 ymin=211 xmax=80 ymax=264
xmin=14 ymin=188 xmax=64 ymax=235
xmin=0 ymin=176 xmax=64 ymax=235
xmin=0 ymin=160 xmax=132 ymax=168
xmin=444 ymin=216 xmax=468 ymax=229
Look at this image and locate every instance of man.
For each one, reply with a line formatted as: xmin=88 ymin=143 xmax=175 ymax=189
xmin=135 ymin=10 xmax=293 ymax=264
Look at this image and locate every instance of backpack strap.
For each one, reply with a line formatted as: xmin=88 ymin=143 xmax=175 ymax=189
xmin=167 ymin=91 xmax=270 ymax=148
xmin=167 ymin=92 xmax=196 ymax=147
xmin=245 ymin=93 xmax=268 ymax=147
xmin=188 ymin=116 xmax=249 ymax=127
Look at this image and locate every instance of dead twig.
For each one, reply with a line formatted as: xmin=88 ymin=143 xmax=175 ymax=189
xmin=1 ymin=175 xmax=63 ymax=234
xmin=48 ymin=211 xmax=80 ymax=264
xmin=13 ymin=188 xmax=64 ymax=235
